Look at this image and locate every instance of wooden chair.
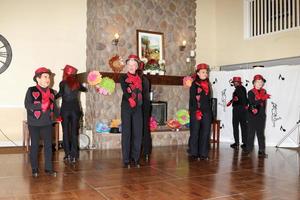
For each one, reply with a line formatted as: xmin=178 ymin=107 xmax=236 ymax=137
xmin=211 ymin=120 xmax=221 ymax=147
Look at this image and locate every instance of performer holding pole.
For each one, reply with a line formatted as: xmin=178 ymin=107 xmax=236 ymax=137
xmin=227 ymin=77 xmax=248 ymax=150
xmin=188 ymin=63 xmax=212 ymax=160
xmin=120 ymin=55 xmax=143 ymax=168
xmin=244 ymin=74 xmax=270 ymax=158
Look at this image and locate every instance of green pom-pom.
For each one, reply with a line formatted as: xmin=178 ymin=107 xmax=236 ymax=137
xmin=176 ymin=109 xmax=190 ymax=125
xmin=98 ymin=77 xmax=116 ymax=95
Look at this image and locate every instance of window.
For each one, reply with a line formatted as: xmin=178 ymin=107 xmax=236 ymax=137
xmin=244 ymin=0 xmax=300 ymax=38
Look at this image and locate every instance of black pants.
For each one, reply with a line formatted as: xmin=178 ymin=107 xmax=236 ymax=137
xmin=61 ymin=110 xmax=80 ymax=159
xmin=121 ymin=106 xmax=143 ymax=164
xmin=28 ymin=125 xmax=53 ymax=171
xmin=247 ymin=115 xmax=266 ymax=152
xmin=232 ymin=106 xmax=248 ymax=144
xmin=142 ymin=105 xmax=152 ymax=155
xmin=188 ymin=112 xmax=212 ymax=157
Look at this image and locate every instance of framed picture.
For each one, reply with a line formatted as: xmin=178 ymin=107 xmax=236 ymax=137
xmin=136 ymin=30 xmax=164 ymax=61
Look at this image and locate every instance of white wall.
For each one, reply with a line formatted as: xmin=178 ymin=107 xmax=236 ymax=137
xmin=196 ymin=0 xmax=300 ymax=67
xmin=0 ymin=0 xmax=87 ymax=145
xmin=195 ymin=0 xmax=217 ymax=67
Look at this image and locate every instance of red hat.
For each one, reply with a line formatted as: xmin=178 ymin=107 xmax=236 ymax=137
xmin=231 ymin=76 xmax=242 ymax=83
xmin=127 ymin=54 xmax=140 ymax=61
xmin=252 ymin=74 xmax=266 ymax=84
xmin=196 ymin=63 xmax=209 ymax=71
xmin=33 ymin=67 xmax=51 ymax=81
xmin=63 ymin=64 xmax=78 ymax=76
xmin=126 ymin=54 xmax=143 ymax=69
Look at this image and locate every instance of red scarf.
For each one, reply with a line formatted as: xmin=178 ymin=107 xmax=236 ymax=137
xmin=252 ymin=87 xmax=270 ymax=101
xmin=36 ymin=84 xmax=51 ymax=112
xmin=196 ymin=79 xmax=209 ymax=95
xmin=126 ymin=72 xmax=142 ymax=91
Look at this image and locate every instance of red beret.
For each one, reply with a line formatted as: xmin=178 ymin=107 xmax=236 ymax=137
xmin=253 ymin=74 xmax=266 ymax=83
xmin=63 ymin=64 xmax=78 ymax=76
xmin=232 ymin=76 xmax=242 ymax=83
xmin=127 ymin=54 xmax=140 ymax=60
xmin=196 ymin=63 xmax=209 ymax=71
xmin=126 ymin=54 xmax=143 ymax=69
xmin=33 ymin=67 xmax=51 ymax=82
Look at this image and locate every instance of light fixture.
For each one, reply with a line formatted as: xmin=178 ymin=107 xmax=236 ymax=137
xmin=179 ymin=40 xmax=186 ymax=51
xmin=112 ymin=33 xmax=119 ymax=46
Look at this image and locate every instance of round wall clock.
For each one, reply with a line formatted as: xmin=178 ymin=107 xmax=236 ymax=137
xmin=0 ymin=34 xmax=12 ymax=74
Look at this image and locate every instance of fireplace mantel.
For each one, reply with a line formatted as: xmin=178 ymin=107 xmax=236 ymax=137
xmin=77 ymin=72 xmax=184 ymax=86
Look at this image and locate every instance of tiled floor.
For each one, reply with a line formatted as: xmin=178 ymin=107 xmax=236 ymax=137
xmin=0 ymin=144 xmax=299 ymax=199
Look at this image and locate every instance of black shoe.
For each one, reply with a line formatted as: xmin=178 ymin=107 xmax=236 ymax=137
xmin=63 ymin=155 xmax=71 ymax=162
xmin=133 ymin=161 xmax=141 ymax=168
xmin=123 ymin=163 xmax=130 ymax=169
xmin=200 ymin=156 xmax=209 ymax=160
xmin=144 ymin=154 xmax=150 ymax=162
xmin=45 ymin=170 xmax=57 ymax=177
xmin=258 ymin=151 xmax=268 ymax=158
xmin=32 ymin=169 xmax=39 ymax=178
xmin=241 ymin=144 xmax=246 ymax=149
xmin=70 ymin=157 xmax=78 ymax=164
xmin=188 ymin=155 xmax=198 ymax=161
xmin=230 ymin=143 xmax=239 ymax=149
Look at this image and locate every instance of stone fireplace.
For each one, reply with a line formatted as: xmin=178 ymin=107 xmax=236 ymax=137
xmin=85 ymin=0 xmax=196 ymax=133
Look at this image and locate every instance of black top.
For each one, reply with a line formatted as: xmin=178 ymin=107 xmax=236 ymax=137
xmin=55 ymin=80 xmax=87 ymax=112
xmin=120 ymin=73 xmax=143 ymax=110
xmin=232 ymin=85 xmax=248 ymax=107
xmin=142 ymin=75 xmax=151 ymax=107
xmin=248 ymin=89 xmax=267 ymax=117
xmin=24 ymin=86 xmax=59 ymax=126
xmin=189 ymin=79 xmax=212 ymax=114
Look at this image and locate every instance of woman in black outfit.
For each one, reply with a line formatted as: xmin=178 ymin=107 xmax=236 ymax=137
xmin=245 ymin=74 xmax=270 ymax=158
xmin=120 ymin=55 xmax=143 ymax=168
xmin=137 ymin=65 xmax=152 ymax=161
xmin=24 ymin=67 xmax=60 ymax=177
xmin=56 ymin=65 xmax=87 ymax=163
xmin=188 ymin=63 xmax=212 ymax=160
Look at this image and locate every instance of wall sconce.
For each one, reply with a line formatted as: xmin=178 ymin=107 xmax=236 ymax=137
xmin=179 ymin=40 xmax=186 ymax=51
xmin=112 ymin=33 xmax=119 ymax=46
xmin=186 ymin=50 xmax=196 ymax=75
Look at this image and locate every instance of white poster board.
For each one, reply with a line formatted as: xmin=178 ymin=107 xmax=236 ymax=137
xmin=210 ymin=65 xmax=300 ymax=147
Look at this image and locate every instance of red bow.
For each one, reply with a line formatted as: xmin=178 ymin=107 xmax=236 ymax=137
xmin=126 ymin=73 xmax=142 ymax=91
xmin=36 ymin=85 xmax=51 ymax=112
xmin=195 ymin=110 xmax=203 ymax=120
xmin=252 ymin=88 xmax=270 ymax=101
xmin=199 ymin=80 xmax=209 ymax=95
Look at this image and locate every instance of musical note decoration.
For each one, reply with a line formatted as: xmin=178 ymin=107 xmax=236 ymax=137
xmin=278 ymin=74 xmax=285 ymax=80
xmin=280 ymin=125 xmax=286 ymax=132
xmin=212 ymin=78 xmax=218 ymax=84
xmin=245 ymin=80 xmax=250 ymax=87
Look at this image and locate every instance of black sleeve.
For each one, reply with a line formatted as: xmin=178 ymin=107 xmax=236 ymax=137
xmin=79 ymin=83 xmax=88 ymax=92
xmin=24 ymin=88 xmax=41 ymax=111
xmin=120 ymin=75 xmax=132 ymax=100
xmin=55 ymin=82 xmax=64 ymax=99
xmin=52 ymin=92 xmax=60 ymax=118
xmin=142 ymin=76 xmax=150 ymax=101
xmin=234 ymin=86 xmax=248 ymax=105
xmin=189 ymin=82 xmax=197 ymax=111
